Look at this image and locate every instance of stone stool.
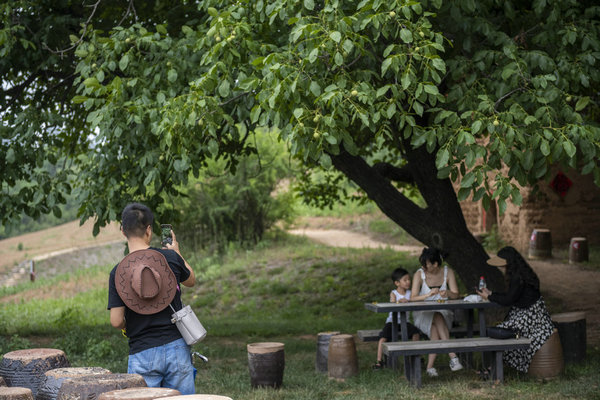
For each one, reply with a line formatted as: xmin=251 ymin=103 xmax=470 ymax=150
xmin=38 ymin=367 xmax=111 ymax=400
xmin=327 ymin=334 xmax=358 ymax=380
xmin=0 ymin=387 xmax=34 ymax=400
xmin=0 ymin=349 xmax=70 ymax=398
xmin=98 ymin=387 xmax=180 ymax=400
xmin=162 ymin=396 xmax=233 ymax=400
xmin=56 ymin=374 xmax=146 ymax=400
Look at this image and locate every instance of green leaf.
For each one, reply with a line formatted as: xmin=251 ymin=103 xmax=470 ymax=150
xmin=342 ymin=39 xmax=354 ymax=54
xmin=436 ymin=148 xmax=450 ymax=169
xmin=401 ymin=73 xmax=411 ymax=90
xmin=119 ymin=54 xmax=129 ymax=71
xmin=334 ymin=52 xmax=344 ymax=66
xmin=562 ymin=140 xmax=576 ymax=158
xmin=304 ymin=0 xmax=315 ymax=10
xmin=471 ymin=120 xmax=482 ymax=134
xmin=72 ymin=95 xmax=88 ymax=104
xmin=6 ymin=148 xmax=15 ymax=164
xmin=218 ymin=80 xmax=230 ymax=97
xmin=168 ymin=69 xmax=178 ymax=83
xmin=540 ymin=140 xmax=550 ymax=156
xmin=381 ymin=58 xmax=392 ymax=75
xmin=207 ymin=7 xmax=218 ymax=16
xmin=308 ymin=48 xmax=319 ymax=63
xmin=293 ymin=108 xmax=304 ymax=119
xmin=310 ymin=81 xmax=321 ymax=97
xmin=457 ymin=187 xmax=471 ymax=201
xmin=400 ymin=29 xmax=413 ymax=43
xmin=424 ymin=85 xmax=439 ymax=95
xmin=575 ymin=96 xmax=590 ymax=111
xmin=330 ymin=31 xmax=342 ymax=43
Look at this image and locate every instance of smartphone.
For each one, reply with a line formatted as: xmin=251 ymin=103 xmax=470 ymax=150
xmin=161 ymin=224 xmax=173 ymax=247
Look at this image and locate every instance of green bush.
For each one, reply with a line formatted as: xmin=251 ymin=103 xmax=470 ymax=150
xmin=175 ymin=129 xmax=296 ymax=254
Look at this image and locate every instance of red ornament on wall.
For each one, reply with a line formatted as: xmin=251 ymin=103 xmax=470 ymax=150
xmin=550 ymin=171 xmax=572 ymax=197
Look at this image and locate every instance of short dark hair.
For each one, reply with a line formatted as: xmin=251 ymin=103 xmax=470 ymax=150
xmin=419 ymin=247 xmax=442 ymax=268
xmin=121 ymin=203 xmax=153 ymax=238
xmin=391 ymin=267 xmax=409 ymax=282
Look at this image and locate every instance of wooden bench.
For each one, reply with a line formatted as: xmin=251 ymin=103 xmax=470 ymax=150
xmin=357 ymin=325 xmax=469 ymax=342
xmin=383 ymin=337 xmax=531 ymax=388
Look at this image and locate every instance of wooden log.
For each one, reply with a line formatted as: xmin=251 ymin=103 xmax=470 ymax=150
xmin=56 ymin=374 xmax=146 ymax=400
xmin=98 ymin=388 xmax=180 ymax=400
xmin=38 ymin=367 xmax=111 ymax=400
xmin=0 ymin=349 xmax=69 ymax=398
xmin=569 ymin=237 xmax=589 ymax=264
xmin=528 ymin=228 xmax=552 ymax=259
xmin=0 ymin=387 xmax=34 ymax=400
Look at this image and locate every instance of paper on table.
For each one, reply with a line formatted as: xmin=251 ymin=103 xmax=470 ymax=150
xmin=463 ymin=294 xmax=482 ymax=303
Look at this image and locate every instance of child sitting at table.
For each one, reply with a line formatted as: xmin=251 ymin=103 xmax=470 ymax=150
xmin=372 ymin=267 xmax=421 ymax=369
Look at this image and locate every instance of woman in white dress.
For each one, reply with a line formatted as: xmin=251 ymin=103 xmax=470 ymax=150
xmin=410 ymin=248 xmax=463 ymax=377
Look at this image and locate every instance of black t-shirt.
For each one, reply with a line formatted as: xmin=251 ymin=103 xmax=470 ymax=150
xmin=108 ymin=247 xmax=191 ymax=355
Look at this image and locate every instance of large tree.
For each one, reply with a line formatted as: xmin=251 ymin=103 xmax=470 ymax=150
xmin=2 ymin=0 xmax=599 ymax=288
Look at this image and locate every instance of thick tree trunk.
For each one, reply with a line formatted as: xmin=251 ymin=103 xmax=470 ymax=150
xmin=330 ymin=148 xmax=503 ymax=290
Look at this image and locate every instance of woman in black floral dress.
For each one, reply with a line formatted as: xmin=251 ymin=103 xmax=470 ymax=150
xmin=477 ymin=246 xmax=554 ymax=373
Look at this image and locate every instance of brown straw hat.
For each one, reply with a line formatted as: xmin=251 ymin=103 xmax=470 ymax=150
xmin=487 ymin=255 xmax=507 ymax=267
xmin=115 ymin=249 xmax=177 ymax=315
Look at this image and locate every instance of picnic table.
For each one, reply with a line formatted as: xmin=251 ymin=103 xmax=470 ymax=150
xmin=365 ymin=299 xmax=502 ymax=378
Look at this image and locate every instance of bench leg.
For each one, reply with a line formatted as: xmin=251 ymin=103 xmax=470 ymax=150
xmin=408 ymin=355 xmax=422 ymax=388
xmin=492 ymin=351 xmax=504 ymax=382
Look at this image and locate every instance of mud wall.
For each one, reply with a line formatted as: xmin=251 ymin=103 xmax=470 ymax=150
xmin=458 ymin=168 xmax=600 ymax=253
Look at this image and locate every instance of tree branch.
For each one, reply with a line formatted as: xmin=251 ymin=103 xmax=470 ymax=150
xmin=372 ymin=162 xmax=414 ymax=184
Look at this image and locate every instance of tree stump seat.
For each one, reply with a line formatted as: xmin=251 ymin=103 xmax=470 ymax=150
xmin=98 ymin=388 xmax=181 ymax=400
xmin=56 ymin=374 xmax=146 ymax=400
xmin=0 ymin=348 xmax=69 ymax=398
xmin=38 ymin=367 xmax=111 ymax=400
xmin=0 ymin=387 xmax=34 ymax=400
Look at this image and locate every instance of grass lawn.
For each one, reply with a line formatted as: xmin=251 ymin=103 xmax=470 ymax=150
xmin=1 ymin=232 xmax=599 ymax=399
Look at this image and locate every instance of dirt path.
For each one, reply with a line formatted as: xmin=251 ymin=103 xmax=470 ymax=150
xmin=289 ymin=228 xmax=600 ymax=345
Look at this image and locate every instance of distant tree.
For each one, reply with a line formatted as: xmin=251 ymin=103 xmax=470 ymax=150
xmin=1 ymin=0 xmax=599 ymax=288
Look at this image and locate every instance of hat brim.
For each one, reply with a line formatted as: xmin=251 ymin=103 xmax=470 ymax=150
xmin=487 ymin=256 xmax=507 ymax=267
xmin=115 ymin=249 xmax=177 ymax=315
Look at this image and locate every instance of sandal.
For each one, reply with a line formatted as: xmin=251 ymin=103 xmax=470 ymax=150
xmin=372 ymin=360 xmax=385 ymax=370
xmin=476 ymin=366 xmax=492 ymax=381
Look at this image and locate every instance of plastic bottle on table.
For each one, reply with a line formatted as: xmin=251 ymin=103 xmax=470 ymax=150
xmin=478 ymin=276 xmax=486 ymax=290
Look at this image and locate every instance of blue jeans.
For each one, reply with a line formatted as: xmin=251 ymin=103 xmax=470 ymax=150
xmin=128 ymin=338 xmax=195 ymax=394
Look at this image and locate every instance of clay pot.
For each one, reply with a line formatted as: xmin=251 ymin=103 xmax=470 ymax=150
xmin=327 ymin=334 xmax=358 ymax=380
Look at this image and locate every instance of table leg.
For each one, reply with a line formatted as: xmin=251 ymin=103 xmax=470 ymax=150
xmin=478 ymin=309 xmax=487 ymax=336
xmin=389 ymin=311 xmax=398 ymax=370
xmin=399 ymin=312 xmax=411 ymax=379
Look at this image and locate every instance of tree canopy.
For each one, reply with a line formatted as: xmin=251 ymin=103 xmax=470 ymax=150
xmin=2 ymin=0 xmax=599 ymax=287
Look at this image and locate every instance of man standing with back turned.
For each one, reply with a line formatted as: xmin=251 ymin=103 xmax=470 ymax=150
xmin=107 ymin=203 xmax=196 ymax=393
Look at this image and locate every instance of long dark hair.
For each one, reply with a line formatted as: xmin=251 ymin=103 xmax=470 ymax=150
xmin=497 ymin=246 xmax=540 ymax=290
